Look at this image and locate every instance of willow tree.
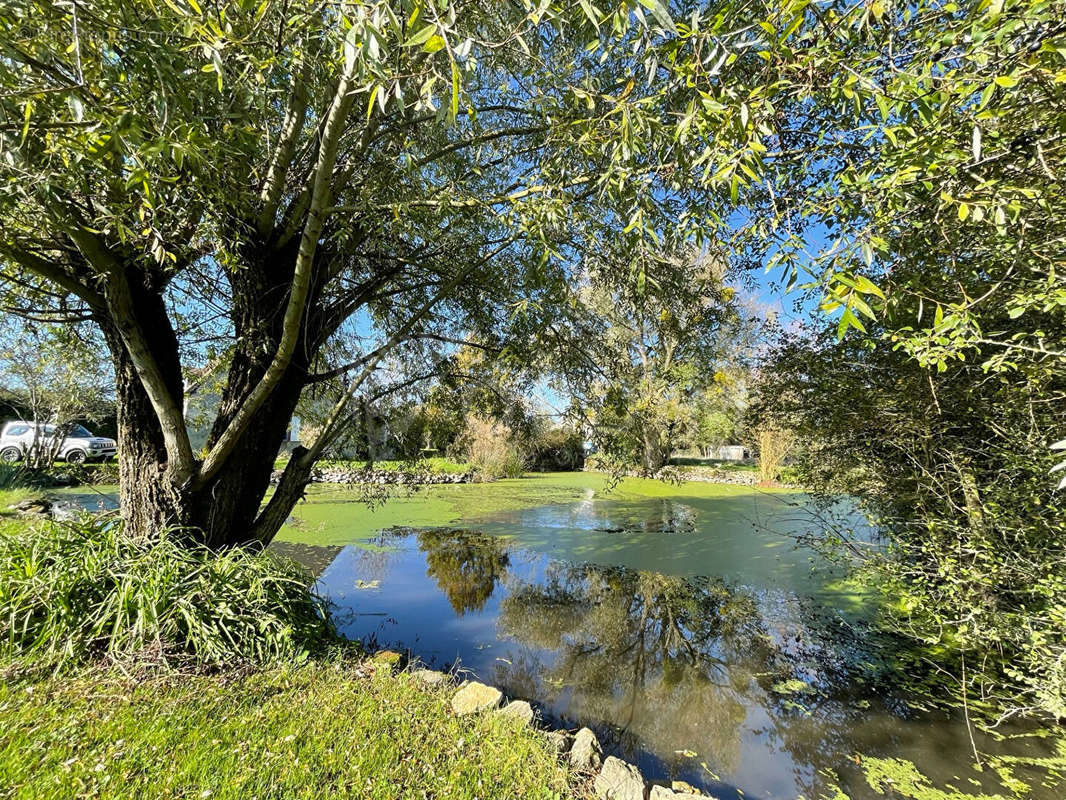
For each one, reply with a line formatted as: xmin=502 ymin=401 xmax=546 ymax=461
xmin=561 ymin=248 xmax=741 ymax=472
xmin=0 ymin=0 xmax=818 ymax=546
xmin=745 ymin=0 xmax=1066 ymax=722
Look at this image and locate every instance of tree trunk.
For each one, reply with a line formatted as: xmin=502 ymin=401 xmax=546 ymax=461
xmin=99 ymin=282 xmax=197 ymax=536
xmin=640 ymin=423 xmax=665 ymax=474
xmin=98 ymin=247 xmax=324 ymax=548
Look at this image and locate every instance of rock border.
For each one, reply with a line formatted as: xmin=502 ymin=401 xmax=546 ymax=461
xmin=386 ymin=653 xmax=708 ymax=800
xmin=270 ymin=466 xmax=475 ymax=486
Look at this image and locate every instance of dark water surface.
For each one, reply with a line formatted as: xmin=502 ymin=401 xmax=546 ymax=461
xmin=278 ymin=474 xmax=1064 ymax=800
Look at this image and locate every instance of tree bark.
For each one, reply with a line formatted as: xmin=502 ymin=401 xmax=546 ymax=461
xmin=640 ymin=423 xmax=666 ymax=474
xmin=98 ymin=278 xmax=195 ymax=536
xmin=96 ymin=245 xmax=324 ymax=548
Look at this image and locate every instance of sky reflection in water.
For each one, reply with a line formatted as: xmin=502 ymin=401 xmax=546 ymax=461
xmin=298 ymin=485 xmax=1058 ymax=800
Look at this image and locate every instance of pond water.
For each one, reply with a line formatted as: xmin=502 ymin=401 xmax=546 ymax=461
xmin=59 ymin=474 xmax=1064 ymax=798
xmin=274 ymin=473 xmax=1063 ymax=800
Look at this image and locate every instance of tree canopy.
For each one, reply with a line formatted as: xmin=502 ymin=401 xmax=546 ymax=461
xmin=1 ymin=0 xmax=792 ymax=543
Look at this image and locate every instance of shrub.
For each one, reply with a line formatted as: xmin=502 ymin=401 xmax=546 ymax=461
xmin=0 ymin=517 xmax=334 ymax=668
xmin=459 ymin=414 xmax=526 ymax=479
xmin=0 ymin=463 xmax=47 ymax=490
xmin=527 ymin=425 xmax=585 ymax=471
xmin=755 ymin=427 xmax=791 ymax=485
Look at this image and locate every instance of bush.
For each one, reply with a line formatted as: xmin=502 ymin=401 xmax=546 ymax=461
xmin=0 ymin=463 xmax=47 ymax=490
xmin=0 ymin=461 xmax=119 ymax=490
xmin=0 ymin=517 xmax=334 ymax=668
xmin=459 ymin=414 xmax=526 ymax=479
xmin=755 ymin=427 xmax=791 ymax=485
xmin=527 ymin=425 xmax=585 ymax=471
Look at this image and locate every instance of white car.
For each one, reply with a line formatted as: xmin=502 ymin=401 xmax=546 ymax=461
xmin=0 ymin=421 xmax=117 ymax=464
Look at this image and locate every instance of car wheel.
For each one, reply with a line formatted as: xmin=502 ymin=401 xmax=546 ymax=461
xmin=0 ymin=447 xmax=23 ymax=463
xmin=65 ymin=449 xmax=88 ymax=464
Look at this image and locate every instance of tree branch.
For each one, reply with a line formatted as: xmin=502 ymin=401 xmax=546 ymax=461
xmin=0 ymin=245 xmax=105 ymax=309
xmin=257 ymin=58 xmax=310 ymax=237
xmin=64 ymin=226 xmax=197 ymax=483
xmin=299 ymin=260 xmax=487 ymax=465
xmin=197 ymin=30 xmax=360 ymax=488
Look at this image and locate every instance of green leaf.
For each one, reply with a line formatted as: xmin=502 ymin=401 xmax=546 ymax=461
xmin=367 ymin=85 xmax=380 ymax=120
xmin=403 ymin=24 xmax=437 ymax=48
xmin=638 ymin=0 xmax=678 ymax=34
xmin=843 ymin=307 xmax=866 ymax=334
xmin=578 ymin=0 xmax=600 ymax=28
xmin=449 ymin=61 xmax=460 ymax=122
xmin=854 ymin=275 xmax=885 ymax=300
xmin=423 ymin=35 xmax=446 ymax=53
xmin=875 ymin=93 xmax=890 ymax=121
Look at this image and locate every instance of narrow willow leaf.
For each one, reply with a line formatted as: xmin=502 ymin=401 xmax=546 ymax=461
xmin=403 ymin=24 xmax=436 ymax=48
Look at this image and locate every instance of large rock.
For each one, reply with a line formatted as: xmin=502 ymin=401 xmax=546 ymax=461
xmin=496 ymin=700 xmax=534 ymax=726
xmin=450 ymin=681 xmax=503 ymax=715
xmin=371 ymin=650 xmax=403 ymax=671
xmin=595 ymin=757 xmax=646 ymax=800
xmin=411 ymin=668 xmax=448 ymax=687
xmin=671 ymin=781 xmax=702 ymax=796
xmin=650 ymin=786 xmax=703 ymax=800
xmin=568 ymin=727 xmax=603 ymax=772
xmin=8 ymin=497 xmax=51 ymax=517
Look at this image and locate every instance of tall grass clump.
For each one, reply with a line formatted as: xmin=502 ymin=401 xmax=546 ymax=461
xmin=0 ymin=463 xmax=50 ymax=491
xmin=459 ymin=414 xmax=526 ymax=479
xmin=0 ymin=517 xmax=334 ymax=669
xmin=755 ymin=427 xmax=792 ymax=485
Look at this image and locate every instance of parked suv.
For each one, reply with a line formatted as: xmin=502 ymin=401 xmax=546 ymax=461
xmin=0 ymin=421 xmax=117 ymax=464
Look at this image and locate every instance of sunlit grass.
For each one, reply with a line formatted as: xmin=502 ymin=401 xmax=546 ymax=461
xmin=0 ymin=657 xmax=575 ymax=800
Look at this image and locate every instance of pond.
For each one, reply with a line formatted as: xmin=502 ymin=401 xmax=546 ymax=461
xmin=272 ymin=472 xmax=1064 ymax=800
xmin=59 ymin=474 xmax=1063 ymax=799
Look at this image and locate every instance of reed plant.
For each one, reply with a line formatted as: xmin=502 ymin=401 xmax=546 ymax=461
xmin=0 ymin=516 xmax=333 ymax=668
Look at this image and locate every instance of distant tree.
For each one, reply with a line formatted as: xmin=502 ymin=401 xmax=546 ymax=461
xmin=560 ymin=248 xmax=741 ymax=472
xmin=0 ymin=322 xmax=113 ymax=467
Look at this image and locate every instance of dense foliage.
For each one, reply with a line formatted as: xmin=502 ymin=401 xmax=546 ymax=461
xmin=754 ymin=318 xmax=1066 ymax=722
xmin=0 ymin=517 xmax=332 ymax=667
xmin=558 ymin=248 xmax=749 ymax=472
xmin=747 ymin=0 xmax=1066 ymax=724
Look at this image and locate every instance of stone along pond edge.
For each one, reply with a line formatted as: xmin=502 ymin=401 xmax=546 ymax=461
xmin=376 ymin=651 xmax=708 ymax=800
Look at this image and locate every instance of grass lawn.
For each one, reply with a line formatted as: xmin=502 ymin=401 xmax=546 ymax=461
xmin=0 ymin=657 xmax=576 ymax=800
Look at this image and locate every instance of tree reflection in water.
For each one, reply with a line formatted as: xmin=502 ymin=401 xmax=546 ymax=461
xmin=497 ymin=564 xmax=777 ymax=776
xmin=410 ymin=528 xmax=806 ymax=777
xmin=324 ymin=526 xmax=1051 ymax=800
xmin=415 ymin=528 xmax=510 ymax=614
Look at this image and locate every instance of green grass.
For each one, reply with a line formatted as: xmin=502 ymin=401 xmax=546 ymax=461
xmin=275 ymin=456 xmax=475 ymax=475
xmin=0 ymin=509 xmax=578 ymax=799
xmin=0 ymin=517 xmax=332 ymax=668
xmin=0 ymin=488 xmax=50 ymax=515
xmin=0 ymin=657 xmax=574 ymax=800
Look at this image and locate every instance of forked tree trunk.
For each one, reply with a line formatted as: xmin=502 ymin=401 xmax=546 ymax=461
xmin=97 ymin=253 xmax=322 ymax=548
